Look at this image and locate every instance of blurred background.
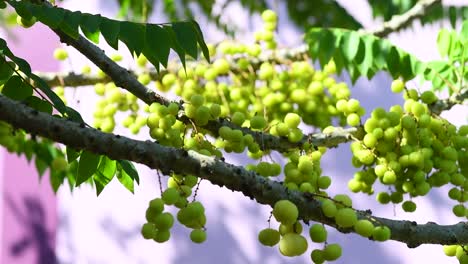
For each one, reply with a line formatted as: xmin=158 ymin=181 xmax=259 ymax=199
xmin=0 ymin=0 xmax=467 ymax=263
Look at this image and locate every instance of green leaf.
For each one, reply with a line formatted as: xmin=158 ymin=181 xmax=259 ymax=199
xmin=2 ymin=75 xmax=33 ymax=101
xmin=31 ymin=76 xmax=67 ymax=114
xmin=80 ymin=13 xmax=101 ymax=44
xmin=399 ymin=54 xmax=413 ymax=81
xmin=386 ymin=47 xmax=400 ymax=79
xmin=117 ymin=165 xmax=134 ymax=193
xmin=66 ymin=147 xmax=81 ymax=163
xmin=449 ymin=6 xmax=457 ymax=28
xmin=59 ymin=11 xmax=82 ymax=39
xmin=35 ymin=157 xmax=48 ymax=178
xmin=0 ymin=58 xmax=14 ymax=85
xmin=342 ymin=31 xmax=361 ymax=62
xmin=461 ymin=20 xmax=468 ymax=44
xmin=163 ymin=25 xmax=186 ymax=69
xmin=65 ymin=106 xmax=85 ymax=123
xmin=191 ymin=20 xmax=210 ymax=62
xmin=50 ymin=170 xmax=65 ymax=193
xmin=23 ymin=140 xmax=34 ymax=162
xmin=0 ymin=35 xmax=84 ymax=123
xmin=117 ymin=160 xmax=139 ymax=184
xmin=100 ymin=18 xmax=120 ymax=49
xmin=358 ymin=36 xmax=374 ymax=78
xmin=66 ymin=161 xmax=77 ymax=191
xmin=172 ymin=21 xmax=198 ymax=59
xmin=437 ymin=29 xmax=452 ymax=58
xmin=35 ymin=143 xmax=57 ymax=164
xmin=93 ymin=156 xmax=116 ymax=195
xmin=119 ymin=21 xmax=146 ymax=56
xmin=36 ymin=5 xmax=66 ymax=29
xmin=98 ymin=156 xmax=117 ymax=179
xmin=145 ymin=24 xmax=170 ymax=67
xmin=372 ymin=39 xmax=390 ymax=70
xmin=24 ymin=96 xmax=53 ymax=114
xmin=410 ymin=59 xmax=426 ymax=76
xmin=14 ymin=1 xmax=33 ymax=20
xmin=77 ymin=151 xmax=101 ymax=186
xmin=9 ymin=56 xmax=31 ymax=77
xmin=317 ymin=29 xmax=337 ymax=66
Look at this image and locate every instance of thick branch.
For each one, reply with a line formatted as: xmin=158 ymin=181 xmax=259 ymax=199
xmin=0 ymin=94 xmax=467 ymax=247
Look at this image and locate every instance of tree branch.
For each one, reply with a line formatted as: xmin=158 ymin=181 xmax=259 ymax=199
xmin=0 ymin=94 xmax=467 ymax=247
xmin=368 ymin=0 xmax=442 ymax=38
xmin=51 ymin=28 xmax=362 ymax=152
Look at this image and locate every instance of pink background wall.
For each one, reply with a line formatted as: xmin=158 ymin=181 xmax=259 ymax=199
xmin=0 ymin=24 xmax=59 ymax=264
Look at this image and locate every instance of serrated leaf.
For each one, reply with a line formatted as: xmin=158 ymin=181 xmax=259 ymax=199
xmin=77 ymin=151 xmax=101 ymax=186
xmin=117 ymin=160 xmax=139 ymax=184
xmin=66 ymin=147 xmax=81 ymax=163
xmin=80 ymin=14 xmax=101 ymax=44
xmin=24 ymin=96 xmax=53 ymax=114
xmin=342 ymin=31 xmax=361 ymax=62
xmin=437 ymin=29 xmax=451 ymax=58
xmin=119 ymin=21 xmax=145 ymax=56
xmin=117 ymin=166 xmax=134 ymax=193
xmin=172 ymin=21 xmax=198 ymax=59
xmin=2 ymin=75 xmax=33 ymax=101
xmin=100 ymin=18 xmax=120 ymax=49
xmin=59 ymin=11 xmax=82 ymax=39
xmin=145 ymin=24 xmax=170 ymax=67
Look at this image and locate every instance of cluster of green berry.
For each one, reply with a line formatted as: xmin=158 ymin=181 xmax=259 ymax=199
xmin=258 ymin=198 xmax=390 ymax=263
xmin=348 ymin=80 xmax=467 ymax=216
xmin=142 ymin=179 xmax=207 ymax=245
xmin=443 ymin=244 xmax=468 ymax=264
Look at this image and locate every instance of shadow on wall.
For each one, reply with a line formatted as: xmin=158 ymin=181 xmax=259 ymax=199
xmin=5 ymin=194 xmax=58 ymax=264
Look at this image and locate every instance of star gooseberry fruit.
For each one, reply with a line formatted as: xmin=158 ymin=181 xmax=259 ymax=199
xmin=273 ymin=200 xmax=299 ymax=225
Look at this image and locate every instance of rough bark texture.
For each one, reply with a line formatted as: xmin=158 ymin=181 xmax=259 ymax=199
xmin=1 ymin=94 xmax=468 ymax=247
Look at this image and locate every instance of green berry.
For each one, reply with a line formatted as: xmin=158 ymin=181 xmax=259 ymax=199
xmin=273 ymin=200 xmax=299 ymax=225
xmin=53 ymin=48 xmax=68 ymax=61
xmin=190 ymin=229 xmax=207 ymax=243
xmin=258 ymin=228 xmax=280 ymax=246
